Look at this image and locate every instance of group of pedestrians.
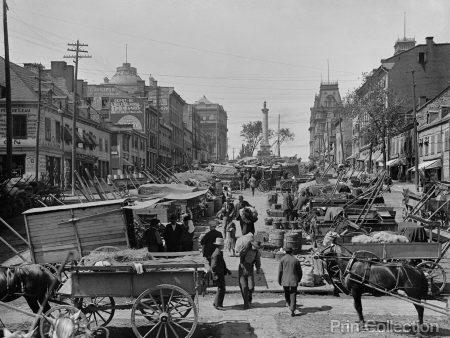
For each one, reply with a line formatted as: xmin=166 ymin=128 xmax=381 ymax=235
xmin=201 ymin=193 xmax=303 ymax=316
xmin=282 ymin=188 xmax=312 ymax=221
xmin=143 ymin=210 xmax=195 ymax=253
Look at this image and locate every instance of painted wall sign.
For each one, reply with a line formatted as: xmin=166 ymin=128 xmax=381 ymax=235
xmin=110 ymin=98 xmax=145 ymax=132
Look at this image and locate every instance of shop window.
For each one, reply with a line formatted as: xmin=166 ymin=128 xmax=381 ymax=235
xmin=446 ymin=131 xmax=449 ymax=151
xmin=111 ymin=134 xmax=117 ymax=146
xmin=55 ymin=121 xmax=61 ymax=143
xmin=430 ymin=135 xmax=435 ymax=155
xmin=98 ymin=137 xmax=103 ymax=152
xmin=105 ymin=140 xmax=108 ymax=153
xmin=12 ymin=115 xmax=27 ymax=138
xmin=437 ymin=133 xmax=442 ymax=153
xmin=45 ymin=118 xmax=52 ymax=141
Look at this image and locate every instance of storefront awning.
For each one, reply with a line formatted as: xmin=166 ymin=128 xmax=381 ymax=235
xmin=372 ymin=150 xmax=381 ymax=162
xmin=123 ymin=158 xmax=133 ymax=166
xmin=358 ymin=154 xmax=369 ymax=162
xmin=408 ymin=159 xmax=442 ymax=172
xmin=386 ymin=158 xmax=406 ymax=166
xmin=346 ymin=154 xmax=356 ymax=160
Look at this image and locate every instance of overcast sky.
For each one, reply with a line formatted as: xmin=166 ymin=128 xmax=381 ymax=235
xmin=2 ymin=0 xmax=450 ymax=160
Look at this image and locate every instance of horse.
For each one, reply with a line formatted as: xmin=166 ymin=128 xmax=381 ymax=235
xmin=316 ymin=243 xmax=428 ymax=326
xmin=0 ymin=263 xmax=59 ymax=314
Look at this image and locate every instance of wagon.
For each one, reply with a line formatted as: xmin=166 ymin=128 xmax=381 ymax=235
xmin=47 ymin=257 xmax=206 ymax=338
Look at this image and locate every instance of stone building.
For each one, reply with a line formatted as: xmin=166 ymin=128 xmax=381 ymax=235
xmin=0 ymin=59 xmax=110 ymax=184
xmin=308 ymin=82 xmax=342 ymax=166
xmin=183 ymin=104 xmax=202 ymax=163
xmin=193 ymin=96 xmax=228 ymax=163
xmin=416 ymin=85 xmax=450 ymax=183
xmin=351 ymin=37 xmax=450 ymax=174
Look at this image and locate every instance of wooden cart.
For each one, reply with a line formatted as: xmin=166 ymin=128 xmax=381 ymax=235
xmin=52 ymin=259 xmax=205 ymax=338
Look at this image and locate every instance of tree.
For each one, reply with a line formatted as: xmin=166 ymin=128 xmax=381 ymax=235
xmin=271 ymin=128 xmax=295 ymax=149
xmin=240 ymin=121 xmax=294 ymax=157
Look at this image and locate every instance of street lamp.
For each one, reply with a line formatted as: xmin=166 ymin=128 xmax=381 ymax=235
xmin=58 ymin=107 xmax=65 ymax=190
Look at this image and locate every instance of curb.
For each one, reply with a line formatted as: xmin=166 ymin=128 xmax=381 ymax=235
xmin=205 ymin=286 xmax=335 ymax=295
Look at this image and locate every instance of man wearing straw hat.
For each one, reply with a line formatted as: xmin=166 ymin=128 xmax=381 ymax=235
xmin=238 ymin=240 xmax=261 ymax=309
xmin=211 ymin=237 xmax=231 ymax=310
xmin=278 ymin=246 xmax=303 ymax=317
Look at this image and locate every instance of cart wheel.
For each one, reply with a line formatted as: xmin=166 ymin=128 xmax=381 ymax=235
xmin=417 ymin=261 xmax=446 ymax=296
xmin=39 ymin=305 xmax=89 ymax=338
xmin=131 ymin=284 xmax=198 ymax=338
xmin=74 ymin=297 xmax=115 ymax=327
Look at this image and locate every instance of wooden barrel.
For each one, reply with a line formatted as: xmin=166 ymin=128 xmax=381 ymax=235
xmin=282 ymin=220 xmax=290 ymax=230
xmin=215 ymin=182 xmax=223 ymax=195
xmin=284 ymin=231 xmax=302 ymax=254
xmin=269 ymin=230 xmax=285 ymax=248
xmin=273 ymin=218 xmax=282 ymax=229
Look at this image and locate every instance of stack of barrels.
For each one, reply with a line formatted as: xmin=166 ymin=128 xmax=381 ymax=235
xmin=283 ymin=231 xmax=302 ymax=254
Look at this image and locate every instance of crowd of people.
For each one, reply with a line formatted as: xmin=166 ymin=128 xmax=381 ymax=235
xmin=142 ymin=186 xmax=304 ymax=316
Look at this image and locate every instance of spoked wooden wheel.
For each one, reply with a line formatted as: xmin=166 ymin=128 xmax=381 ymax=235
xmin=40 ymin=305 xmax=89 ymax=338
xmin=131 ymin=284 xmax=198 ymax=338
xmin=75 ymin=297 xmax=115 ymax=327
xmin=417 ymin=261 xmax=446 ymax=296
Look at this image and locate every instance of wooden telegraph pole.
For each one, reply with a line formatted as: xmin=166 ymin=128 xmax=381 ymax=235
xmin=3 ymin=0 xmax=12 ymax=178
xmin=64 ymin=41 xmax=91 ymax=196
xmin=411 ymin=70 xmax=419 ymax=192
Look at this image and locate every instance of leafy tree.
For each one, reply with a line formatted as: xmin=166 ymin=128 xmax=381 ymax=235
xmin=271 ymin=128 xmax=295 ymax=149
xmin=342 ymin=80 xmax=405 ymax=170
xmin=240 ymin=121 xmax=294 ymax=156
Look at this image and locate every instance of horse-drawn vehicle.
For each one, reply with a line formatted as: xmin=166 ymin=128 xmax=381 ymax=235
xmin=6 ymin=199 xmax=207 ymax=337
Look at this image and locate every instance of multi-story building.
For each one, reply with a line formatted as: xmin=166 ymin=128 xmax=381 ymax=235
xmin=147 ymin=76 xmax=185 ymax=166
xmin=351 ymin=37 xmax=450 ymax=175
xmin=193 ymin=96 xmax=228 ymax=163
xmin=183 ymin=125 xmax=193 ymax=165
xmin=308 ymin=82 xmax=342 ymax=166
xmin=416 ymin=85 xmax=450 ymax=183
xmin=159 ymin=122 xmax=172 ymax=166
xmin=183 ymin=104 xmax=201 ymax=163
xmin=0 ymin=59 xmax=110 ymax=185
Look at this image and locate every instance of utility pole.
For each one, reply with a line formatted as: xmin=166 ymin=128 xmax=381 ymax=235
xmin=411 ymin=70 xmax=419 ymax=192
xmin=216 ymin=113 xmax=219 ymax=162
xmin=339 ymin=111 xmax=344 ymax=164
xmin=277 ymin=114 xmax=280 ymax=157
xmin=64 ymin=40 xmax=91 ymax=196
xmin=232 ymin=147 xmax=235 ymax=160
xmin=33 ymin=64 xmax=44 ymax=181
xmin=3 ymin=0 xmax=12 ymax=178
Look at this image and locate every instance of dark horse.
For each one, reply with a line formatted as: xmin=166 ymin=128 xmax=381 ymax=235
xmin=317 ymin=244 xmax=428 ymax=325
xmin=0 ymin=263 xmax=59 ymax=314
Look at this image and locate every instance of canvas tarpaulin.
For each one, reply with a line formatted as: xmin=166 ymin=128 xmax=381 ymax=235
xmin=138 ymin=184 xmax=199 ymax=196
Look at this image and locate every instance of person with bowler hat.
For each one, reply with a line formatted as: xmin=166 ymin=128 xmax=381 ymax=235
xmin=211 ymin=237 xmax=231 ymax=310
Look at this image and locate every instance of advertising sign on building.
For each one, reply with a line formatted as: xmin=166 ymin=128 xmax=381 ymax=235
xmin=110 ymin=98 xmax=145 ymax=132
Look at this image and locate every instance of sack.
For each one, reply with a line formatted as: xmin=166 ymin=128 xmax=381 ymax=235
xmin=235 ymin=233 xmax=254 ymax=255
xmin=300 ymin=265 xmax=314 ymax=287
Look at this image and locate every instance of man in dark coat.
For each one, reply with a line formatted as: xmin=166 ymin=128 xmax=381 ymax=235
xmin=200 ymin=223 xmax=223 ymax=265
xmin=232 ymin=195 xmax=252 ymax=234
xmin=211 ymin=237 xmax=231 ymax=310
xmin=164 ymin=214 xmax=183 ymax=252
xmin=278 ymin=247 xmax=303 ymax=317
xmin=282 ymin=190 xmax=294 ymax=221
xmin=143 ymin=218 xmax=163 ymax=252
xmin=180 ymin=211 xmax=195 ymax=251
xmin=238 ymin=240 xmax=261 ymax=309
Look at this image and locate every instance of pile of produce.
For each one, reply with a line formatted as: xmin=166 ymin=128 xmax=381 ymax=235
xmin=81 ymin=248 xmax=153 ymax=266
xmin=351 ymin=231 xmax=409 ymax=244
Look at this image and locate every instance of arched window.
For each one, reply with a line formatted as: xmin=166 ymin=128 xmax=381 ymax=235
xmin=325 ymin=95 xmax=336 ymax=107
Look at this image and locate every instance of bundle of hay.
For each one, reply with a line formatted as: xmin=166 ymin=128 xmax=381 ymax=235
xmin=351 ymin=234 xmax=378 ymax=243
xmin=351 ymin=231 xmax=409 ymax=244
xmin=372 ymin=231 xmax=409 ymax=243
xmin=81 ymin=248 xmax=153 ymax=266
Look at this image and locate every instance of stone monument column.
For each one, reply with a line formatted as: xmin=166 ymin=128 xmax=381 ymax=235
xmin=259 ymin=101 xmax=271 ymax=156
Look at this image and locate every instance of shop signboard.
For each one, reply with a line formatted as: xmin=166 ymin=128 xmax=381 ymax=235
xmin=110 ymin=98 xmax=145 ymax=132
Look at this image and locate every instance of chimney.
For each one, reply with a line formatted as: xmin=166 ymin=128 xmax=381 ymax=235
xmin=425 ymin=36 xmax=434 ymax=47
xmin=104 ymin=77 xmax=109 ymax=84
xmin=23 ymin=63 xmax=42 ymax=75
xmin=50 ymin=61 xmax=74 ymax=92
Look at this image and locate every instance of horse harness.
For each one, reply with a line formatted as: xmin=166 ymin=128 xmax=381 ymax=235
xmin=1 ymin=266 xmax=28 ymax=300
xmin=342 ymin=253 xmax=414 ymax=293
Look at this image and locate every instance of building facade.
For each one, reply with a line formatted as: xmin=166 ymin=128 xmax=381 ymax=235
xmin=308 ymin=82 xmax=342 ymax=166
xmin=193 ymin=96 xmax=228 ymax=163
